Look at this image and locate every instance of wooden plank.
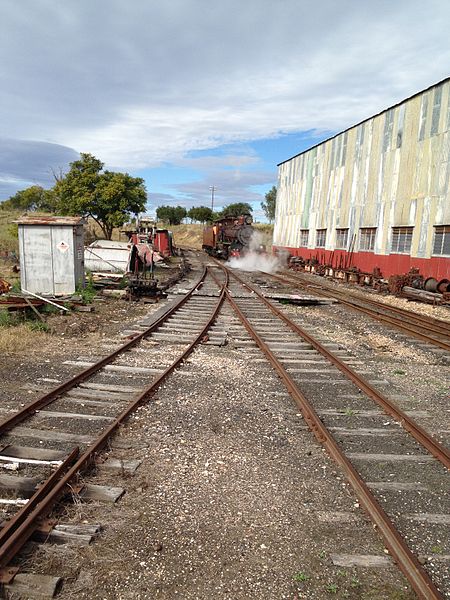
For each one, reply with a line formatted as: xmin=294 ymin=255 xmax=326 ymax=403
xmin=98 ymin=458 xmax=142 ymax=475
xmin=331 ymin=554 xmax=391 ymax=567
xmin=367 ymin=481 xmax=429 ymax=491
xmin=36 ymin=410 xmax=115 ymax=422
xmin=405 ymin=513 xmax=450 ymax=525
xmin=329 ymin=427 xmax=399 ymax=437
xmin=63 ymin=397 xmax=120 ymax=409
xmin=80 ymin=484 xmax=125 ymax=503
xmin=67 ymin=388 xmax=130 ymax=401
xmin=0 ymin=474 xmax=39 ymax=496
xmin=104 ymin=364 xmax=163 ymax=375
xmin=12 ymin=427 xmax=95 ymax=444
xmin=0 ymin=445 xmax=65 ymax=460
xmin=33 ymin=523 xmax=101 ymax=546
xmin=79 ymin=382 xmax=139 ymax=393
xmin=348 ymin=453 xmax=434 ymax=462
xmin=3 ymin=573 xmax=62 ymax=598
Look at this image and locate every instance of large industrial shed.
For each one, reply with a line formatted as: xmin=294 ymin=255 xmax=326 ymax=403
xmin=273 ymin=77 xmax=450 ymax=280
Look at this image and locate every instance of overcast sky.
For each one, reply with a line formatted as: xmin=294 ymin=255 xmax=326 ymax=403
xmin=1 ymin=0 xmax=449 ymax=218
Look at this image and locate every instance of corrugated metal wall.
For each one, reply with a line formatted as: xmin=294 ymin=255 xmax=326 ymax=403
xmin=274 ymin=79 xmax=450 ymax=272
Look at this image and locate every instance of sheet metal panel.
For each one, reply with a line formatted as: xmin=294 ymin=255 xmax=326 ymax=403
xmin=274 ymin=79 xmax=450 ymax=273
xmin=18 ymin=220 xmax=85 ymax=296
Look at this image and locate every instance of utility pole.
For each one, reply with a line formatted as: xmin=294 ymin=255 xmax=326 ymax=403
xmin=209 ymin=186 xmax=217 ymax=211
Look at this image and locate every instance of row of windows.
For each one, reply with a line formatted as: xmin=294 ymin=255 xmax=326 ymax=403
xmin=299 ymin=225 xmax=450 ymax=255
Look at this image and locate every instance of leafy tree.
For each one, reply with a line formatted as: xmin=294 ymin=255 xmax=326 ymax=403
xmin=1 ymin=185 xmax=56 ymax=212
xmin=261 ymin=186 xmax=277 ymax=222
xmin=54 ymin=153 xmax=147 ymax=239
xmin=187 ymin=206 xmax=214 ymax=223
xmin=219 ymin=202 xmax=252 ymax=218
xmin=156 ymin=205 xmax=187 ymax=225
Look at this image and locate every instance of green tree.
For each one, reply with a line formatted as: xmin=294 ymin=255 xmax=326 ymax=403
xmin=261 ymin=186 xmax=277 ymax=222
xmin=54 ymin=153 xmax=147 ymax=239
xmin=156 ymin=205 xmax=187 ymax=225
xmin=1 ymin=185 xmax=56 ymax=212
xmin=187 ymin=206 xmax=214 ymax=223
xmin=219 ymin=202 xmax=252 ymax=218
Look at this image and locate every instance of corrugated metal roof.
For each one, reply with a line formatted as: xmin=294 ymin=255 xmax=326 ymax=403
xmin=277 ymin=76 xmax=450 ymax=166
xmin=15 ymin=215 xmax=85 ymax=226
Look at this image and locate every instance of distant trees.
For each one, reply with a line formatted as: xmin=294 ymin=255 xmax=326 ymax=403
xmin=54 ymin=153 xmax=147 ymax=240
xmin=261 ymin=186 xmax=276 ymax=222
xmin=0 ymin=185 xmax=56 ymax=212
xmin=0 ymin=153 xmax=148 ymax=240
xmin=187 ymin=206 xmax=213 ymax=223
xmin=218 ymin=202 xmax=252 ymax=218
xmin=154 ymin=201 xmax=254 ymax=226
xmin=156 ymin=205 xmax=187 ymax=225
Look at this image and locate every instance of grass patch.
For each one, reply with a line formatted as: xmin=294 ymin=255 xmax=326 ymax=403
xmin=293 ymin=572 xmax=309 ymax=582
xmin=0 ymin=209 xmax=20 ymax=253
xmin=0 ymin=322 xmax=50 ymax=352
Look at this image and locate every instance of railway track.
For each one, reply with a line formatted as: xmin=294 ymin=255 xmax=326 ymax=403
xmin=0 ymin=254 xmax=448 ymax=598
xmin=0 ymin=265 xmax=228 ymax=595
xmin=208 ymin=260 xmax=449 ymax=600
xmin=266 ymin=270 xmax=450 ymax=353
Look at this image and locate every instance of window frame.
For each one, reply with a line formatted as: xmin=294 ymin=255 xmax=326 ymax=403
xmin=335 ymin=228 xmax=349 ymax=250
xmin=359 ymin=227 xmax=377 ymax=252
xmin=391 ymin=226 xmax=413 ymax=254
xmin=299 ymin=229 xmax=309 ymax=247
xmin=316 ymin=229 xmax=327 ymax=248
xmin=432 ymin=225 xmax=450 ymax=256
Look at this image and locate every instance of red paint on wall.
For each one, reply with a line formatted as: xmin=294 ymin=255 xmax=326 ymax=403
xmin=274 ymin=246 xmax=450 ymax=280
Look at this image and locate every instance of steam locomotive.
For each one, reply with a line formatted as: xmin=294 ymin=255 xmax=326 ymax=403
xmin=202 ymin=214 xmax=254 ymax=259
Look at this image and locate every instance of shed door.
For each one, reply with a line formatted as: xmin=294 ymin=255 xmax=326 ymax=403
xmin=20 ymin=225 xmax=54 ymax=295
xmin=51 ymin=226 xmax=75 ymax=295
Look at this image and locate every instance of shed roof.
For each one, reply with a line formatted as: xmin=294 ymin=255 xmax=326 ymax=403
xmin=15 ymin=215 xmax=85 ymax=226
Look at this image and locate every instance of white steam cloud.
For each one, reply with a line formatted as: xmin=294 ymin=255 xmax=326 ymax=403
xmin=227 ymin=230 xmax=284 ymax=273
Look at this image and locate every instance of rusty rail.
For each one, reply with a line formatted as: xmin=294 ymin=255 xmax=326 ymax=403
xmin=269 ymin=271 xmax=450 ymax=352
xmin=0 ymin=267 xmax=209 ymax=436
xmin=0 ymin=267 xmax=227 ymax=573
xmin=220 ymin=266 xmax=444 ymax=600
xmin=228 ymin=268 xmax=450 ymax=469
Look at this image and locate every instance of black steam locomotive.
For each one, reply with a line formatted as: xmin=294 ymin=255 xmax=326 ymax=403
xmin=202 ymin=214 xmax=254 ymax=259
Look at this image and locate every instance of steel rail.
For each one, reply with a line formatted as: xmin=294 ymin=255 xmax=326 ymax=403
xmin=221 ymin=271 xmax=444 ymax=600
xmin=0 ymin=267 xmax=228 ymax=573
xmin=285 ymin=271 xmax=450 ymax=333
xmin=0 ymin=448 xmax=79 ymax=569
xmin=226 ymin=267 xmax=450 ymax=469
xmin=0 ymin=267 xmax=209 ymax=436
xmin=268 ymin=271 xmax=450 ymax=351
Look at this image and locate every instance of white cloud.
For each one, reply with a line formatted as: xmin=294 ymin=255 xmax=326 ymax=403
xmin=0 ymin=0 xmax=449 ymax=192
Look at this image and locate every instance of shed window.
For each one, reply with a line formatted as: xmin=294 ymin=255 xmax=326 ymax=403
xmin=391 ymin=227 xmax=413 ymax=254
xmin=359 ymin=228 xmax=376 ymax=252
xmin=335 ymin=228 xmax=349 ymax=249
xmin=316 ymin=229 xmax=326 ymax=248
xmin=300 ymin=229 xmax=309 ymax=247
xmin=433 ymin=225 xmax=450 ymax=256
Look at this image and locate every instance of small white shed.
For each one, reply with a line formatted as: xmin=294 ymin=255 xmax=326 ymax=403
xmin=17 ymin=216 xmax=85 ymax=296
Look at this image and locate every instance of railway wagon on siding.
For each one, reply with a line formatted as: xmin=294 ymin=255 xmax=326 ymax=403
xmin=273 ymin=77 xmax=450 ymax=280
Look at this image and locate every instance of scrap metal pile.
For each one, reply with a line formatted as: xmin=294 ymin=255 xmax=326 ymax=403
xmin=288 ymin=255 xmax=450 ymax=306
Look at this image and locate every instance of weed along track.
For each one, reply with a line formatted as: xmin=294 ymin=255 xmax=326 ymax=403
xmin=0 ymin=253 xmax=448 ymax=599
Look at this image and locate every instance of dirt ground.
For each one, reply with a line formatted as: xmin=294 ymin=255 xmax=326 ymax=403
xmin=0 ymin=263 xmax=448 ymax=599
